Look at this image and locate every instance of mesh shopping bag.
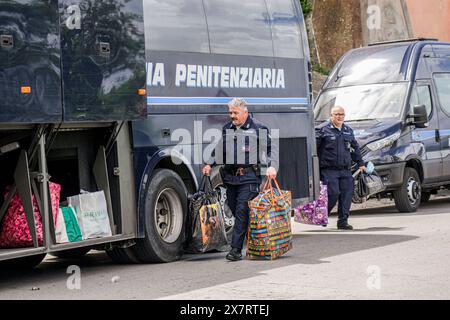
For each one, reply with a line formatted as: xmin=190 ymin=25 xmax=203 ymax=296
xmin=294 ymin=181 xmax=328 ymax=226
xmin=247 ymin=178 xmax=292 ymax=260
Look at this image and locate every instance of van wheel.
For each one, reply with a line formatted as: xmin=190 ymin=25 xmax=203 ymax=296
xmin=134 ymin=169 xmax=187 ymax=263
xmin=394 ymin=167 xmax=421 ymax=212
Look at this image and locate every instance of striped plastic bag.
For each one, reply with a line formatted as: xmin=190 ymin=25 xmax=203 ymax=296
xmin=246 ymin=178 xmax=292 ymax=260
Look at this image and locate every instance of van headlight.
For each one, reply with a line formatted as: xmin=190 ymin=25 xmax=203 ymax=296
xmin=366 ymin=131 xmax=401 ymax=152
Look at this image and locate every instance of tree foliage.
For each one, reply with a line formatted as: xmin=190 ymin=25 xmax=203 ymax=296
xmin=300 ymin=0 xmax=312 ymax=17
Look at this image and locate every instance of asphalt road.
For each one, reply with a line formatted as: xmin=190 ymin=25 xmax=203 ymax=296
xmin=1 ymin=196 xmax=449 ymax=300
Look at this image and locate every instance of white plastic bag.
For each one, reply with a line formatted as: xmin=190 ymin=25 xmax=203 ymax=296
xmin=67 ymin=191 xmax=112 ymax=239
xmin=55 ymin=209 xmax=69 ymax=243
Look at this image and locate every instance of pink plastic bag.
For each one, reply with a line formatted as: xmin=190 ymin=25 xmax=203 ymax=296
xmin=294 ymin=182 xmax=328 ymax=226
xmin=0 ymin=183 xmax=61 ymax=248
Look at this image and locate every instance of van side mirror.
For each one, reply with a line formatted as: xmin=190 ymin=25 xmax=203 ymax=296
xmin=411 ymin=105 xmax=428 ymax=128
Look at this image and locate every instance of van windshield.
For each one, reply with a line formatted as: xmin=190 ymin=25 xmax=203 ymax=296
xmin=314 ymin=83 xmax=408 ymax=121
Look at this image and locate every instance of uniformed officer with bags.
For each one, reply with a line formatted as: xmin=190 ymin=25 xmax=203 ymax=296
xmin=316 ymin=106 xmax=366 ymax=230
xmin=203 ymin=98 xmax=278 ymax=261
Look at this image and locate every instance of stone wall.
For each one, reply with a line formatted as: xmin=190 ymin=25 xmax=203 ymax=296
xmin=311 ymin=0 xmax=363 ymax=70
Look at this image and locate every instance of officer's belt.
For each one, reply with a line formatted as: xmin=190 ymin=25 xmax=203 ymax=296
xmin=321 ymin=166 xmax=351 ymax=171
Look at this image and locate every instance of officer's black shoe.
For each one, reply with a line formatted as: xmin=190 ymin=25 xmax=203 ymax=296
xmin=226 ymin=248 xmax=242 ymax=261
xmin=337 ymin=224 xmax=353 ymax=230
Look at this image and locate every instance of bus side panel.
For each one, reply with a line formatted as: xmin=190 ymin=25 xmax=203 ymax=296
xmin=0 ymin=0 xmax=62 ymax=123
xmin=251 ymin=113 xmax=312 ymax=200
xmin=146 ymin=51 xmax=308 ymax=114
xmin=59 ymin=0 xmax=146 ymax=122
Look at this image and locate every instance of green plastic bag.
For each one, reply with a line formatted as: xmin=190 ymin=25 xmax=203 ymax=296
xmin=55 ymin=207 xmax=83 ymax=243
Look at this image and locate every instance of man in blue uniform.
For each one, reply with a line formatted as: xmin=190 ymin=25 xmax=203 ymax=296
xmin=203 ymin=98 xmax=278 ymax=261
xmin=316 ymin=106 xmax=365 ymax=230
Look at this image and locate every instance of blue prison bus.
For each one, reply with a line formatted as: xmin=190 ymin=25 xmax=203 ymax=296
xmin=0 ymin=0 xmax=318 ymax=267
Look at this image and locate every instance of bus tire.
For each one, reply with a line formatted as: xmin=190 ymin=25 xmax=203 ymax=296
xmin=50 ymin=248 xmax=91 ymax=259
xmin=0 ymin=254 xmax=46 ymax=269
xmin=134 ymin=169 xmax=187 ymax=263
xmin=393 ymin=167 xmax=421 ymax=213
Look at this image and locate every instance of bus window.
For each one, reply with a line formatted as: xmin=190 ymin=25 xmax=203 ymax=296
xmin=203 ymin=0 xmax=273 ymax=57
xmin=144 ymin=0 xmax=209 ymax=53
xmin=266 ymin=0 xmax=303 ymax=59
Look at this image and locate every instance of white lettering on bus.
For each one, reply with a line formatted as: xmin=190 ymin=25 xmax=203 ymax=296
xmin=175 ymin=64 xmax=186 ymax=87
xmin=147 ymin=63 xmax=165 ymax=87
xmin=147 ymin=63 xmax=286 ymax=89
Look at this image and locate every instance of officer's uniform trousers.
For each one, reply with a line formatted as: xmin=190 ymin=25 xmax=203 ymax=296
xmin=320 ymin=168 xmax=354 ymax=226
xmin=225 ymin=182 xmax=259 ymax=250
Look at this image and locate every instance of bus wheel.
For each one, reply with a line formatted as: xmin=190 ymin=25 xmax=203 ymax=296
xmin=134 ymin=169 xmax=187 ymax=263
xmin=0 ymin=254 xmax=46 ymax=269
xmin=393 ymin=167 xmax=421 ymax=213
xmin=50 ymin=248 xmax=91 ymax=259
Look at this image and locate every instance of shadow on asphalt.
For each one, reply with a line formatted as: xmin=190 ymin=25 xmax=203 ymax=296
xmin=345 ymin=197 xmax=450 ymax=217
xmin=0 ymin=231 xmax=419 ymax=298
xmin=179 ymin=233 xmax=418 ymax=267
xmin=302 ymin=227 xmax=405 ymax=232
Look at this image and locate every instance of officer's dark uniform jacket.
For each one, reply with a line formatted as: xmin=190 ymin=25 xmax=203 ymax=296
xmin=208 ymin=115 xmax=277 ymax=251
xmin=316 ymin=120 xmax=364 ymax=169
xmin=211 ymin=116 xmax=276 ymax=185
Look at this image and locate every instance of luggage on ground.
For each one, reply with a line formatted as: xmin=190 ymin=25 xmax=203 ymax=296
xmin=247 ymin=178 xmax=292 ymax=260
xmin=294 ymin=181 xmax=328 ymax=226
xmin=186 ymin=176 xmax=228 ymax=253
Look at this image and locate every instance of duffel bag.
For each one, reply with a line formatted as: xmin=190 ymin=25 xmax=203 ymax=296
xmin=247 ymin=178 xmax=292 ymax=260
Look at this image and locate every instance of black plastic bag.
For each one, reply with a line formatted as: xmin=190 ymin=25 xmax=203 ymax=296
xmin=185 ymin=176 xmax=228 ymax=253
xmin=353 ymin=172 xmax=386 ymax=203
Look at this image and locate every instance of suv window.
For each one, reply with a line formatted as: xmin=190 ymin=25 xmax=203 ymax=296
xmin=144 ymin=0 xmax=210 ymax=53
xmin=434 ymin=73 xmax=450 ymax=115
xmin=410 ymin=84 xmax=433 ymax=118
xmin=203 ymin=0 xmax=273 ymax=57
